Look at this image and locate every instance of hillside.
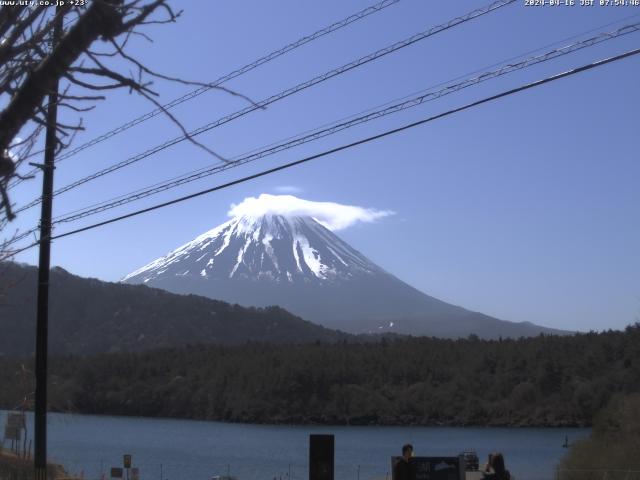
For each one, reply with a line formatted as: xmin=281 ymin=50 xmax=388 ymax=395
xmin=0 ymin=262 xmax=349 ymax=356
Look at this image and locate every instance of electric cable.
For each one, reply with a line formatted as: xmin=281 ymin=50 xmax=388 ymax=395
xmin=6 ymin=46 xmax=639 ymax=257
xmin=5 ymin=20 xmax=638 ymax=246
xmin=49 ymin=21 xmax=640 ymax=224
xmin=11 ymin=0 xmax=515 ymax=214
xmin=7 ymin=0 xmax=401 ymax=189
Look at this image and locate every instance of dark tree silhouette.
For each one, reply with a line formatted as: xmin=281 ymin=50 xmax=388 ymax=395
xmin=0 ymin=0 xmax=236 ymax=237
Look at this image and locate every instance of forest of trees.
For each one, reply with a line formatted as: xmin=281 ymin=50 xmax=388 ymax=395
xmin=560 ymin=393 xmax=640 ymax=478
xmin=0 ymin=262 xmax=348 ymax=356
xmin=1 ymin=325 xmax=638 ymax=427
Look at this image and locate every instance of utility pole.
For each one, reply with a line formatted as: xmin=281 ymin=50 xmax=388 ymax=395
xmin=34 ymin=7 xmax=63 ymax=480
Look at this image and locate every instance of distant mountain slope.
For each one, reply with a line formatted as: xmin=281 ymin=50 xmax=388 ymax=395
xmin=124 ymin=213 xmax=568 ymax=339
xmin=0 ymin=262 xmax=349 ymax=356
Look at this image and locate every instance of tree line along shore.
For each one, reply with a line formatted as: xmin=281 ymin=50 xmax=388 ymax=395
xmin=0 ymin=325 xmax=638 ymax=427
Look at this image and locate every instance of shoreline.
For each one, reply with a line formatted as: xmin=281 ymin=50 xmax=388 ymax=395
xmin=1 ymin=408 xmax=591 ymax=429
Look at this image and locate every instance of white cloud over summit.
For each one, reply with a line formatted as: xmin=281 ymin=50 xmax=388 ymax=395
xmin=274 ymin=185 xmax=304 ymax=194
xmin=228 ymin=194 xmax=394 ymax=231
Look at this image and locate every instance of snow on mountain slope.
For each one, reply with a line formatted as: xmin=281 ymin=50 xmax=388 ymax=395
xmin=123 ymin=199 xmax=568 ymax=339
xmin=123 ymin=214 xmax=381 ymax=285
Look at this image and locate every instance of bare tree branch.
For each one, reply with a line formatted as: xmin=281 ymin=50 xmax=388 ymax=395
xmin=107 ymin=39 xmax=266 ymax=110
xmin=137 ymin=89 xmax=229 ymax=163
xmin=0 ymin=0 xmax=245 ymax=244
xmin=0 ymin=1 xmax=123 ymax=154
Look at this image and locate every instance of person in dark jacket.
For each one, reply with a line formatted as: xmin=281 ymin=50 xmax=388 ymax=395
xmin=393 ymin=444 xmax=413 ymax=480
xmin=483 ymin=452 xmax=511 ymax=480
xmin=484 ymin=453 xmax=496 ymax=474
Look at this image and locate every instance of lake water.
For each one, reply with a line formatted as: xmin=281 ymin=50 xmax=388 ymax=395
xmin=0 ymin=411 xmax=589 ymax=480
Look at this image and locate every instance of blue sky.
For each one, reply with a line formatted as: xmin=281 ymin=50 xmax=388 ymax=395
xmin=5 ymin=0 xmax=640 ymax=332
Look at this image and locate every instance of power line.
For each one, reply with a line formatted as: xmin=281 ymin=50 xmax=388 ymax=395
xmin=7 ymin=0 xmax=400 ymax=189
xmin=48 ymin=21 xmax=640 ymax=225
xmin=6 ymin=21 xmax=639 ymax=247
xmin=7 ymin=12 xmax=639 ymax=208
xmin=6 ymin=20 xmax=639 ymax=249
xmin=7 ymin=45 xmax=639 ymax=257
xmin=46 ymin=48 xmax=640 ymax=238
xmin=11 ymin=0 xmax=515 ymax=215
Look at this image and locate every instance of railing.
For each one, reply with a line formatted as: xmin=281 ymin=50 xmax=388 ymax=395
xmin=15 ymin=457 xmax=635 ymax=480
xmin=556 ymin=469 xmax=640 ymax=480
xmin=46 ymin=462 xmax=394 ymax=480
xmin=50 ymin=462 xmax=581 ymax=480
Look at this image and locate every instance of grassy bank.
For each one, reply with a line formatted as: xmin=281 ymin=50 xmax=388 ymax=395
xmin=559 ymin=393 xmax=640 ymax=480
xmin=0 ymin=450 xmax=67 ymax=480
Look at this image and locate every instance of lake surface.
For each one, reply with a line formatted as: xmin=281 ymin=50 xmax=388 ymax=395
xmin=0 ymin=411 xmax=589 ymax=480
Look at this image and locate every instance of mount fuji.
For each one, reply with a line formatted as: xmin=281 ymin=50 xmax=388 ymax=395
xmin=123 ymin=199 xmax=565 ymax=339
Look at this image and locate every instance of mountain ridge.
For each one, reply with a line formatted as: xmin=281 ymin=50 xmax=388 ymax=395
xmin=0 ymin=261 xmax=350 ymax=356
xmin=123 ymin=213 xmax=568 ymax=339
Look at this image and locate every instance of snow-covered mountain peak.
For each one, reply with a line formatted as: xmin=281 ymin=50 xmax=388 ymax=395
xmin=122 ymin=208 xmax=562 ymax=339
xmin=122 ymin=213 xmax=380 ymax=285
